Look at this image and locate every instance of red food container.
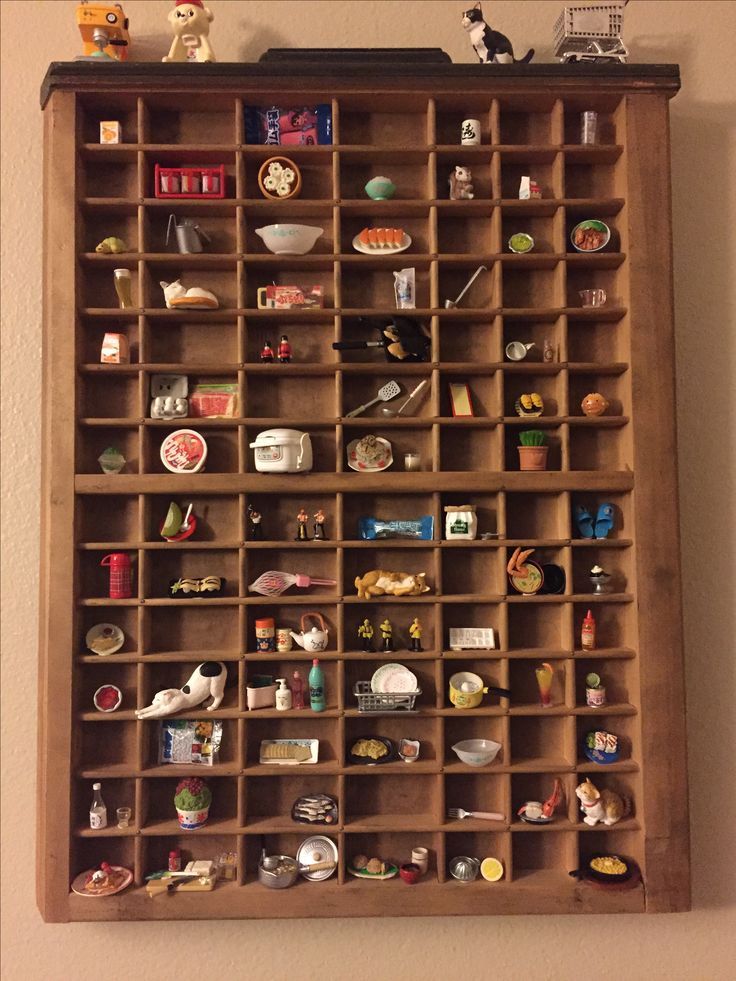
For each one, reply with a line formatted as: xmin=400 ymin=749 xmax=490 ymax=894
xmin=101 ymin=553 xmax=133 ymax=599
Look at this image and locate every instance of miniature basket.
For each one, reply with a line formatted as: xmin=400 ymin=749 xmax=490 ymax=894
xmin=257 ymin=156 xmax=302 ymax=201
xmin=353 ymin=681 xmax=420 ymax=713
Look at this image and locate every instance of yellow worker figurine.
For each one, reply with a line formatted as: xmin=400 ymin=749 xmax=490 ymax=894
xmin=409 ymin=617 xmax=423 ymax=652
xmin=358 ymin=618 xmax=374 ymax=653
xmin=380 ymin=618 xmax=394 ymax=653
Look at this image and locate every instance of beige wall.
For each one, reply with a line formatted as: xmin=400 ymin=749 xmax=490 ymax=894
xmin=2 ymin=1 xmax=735 ymax=978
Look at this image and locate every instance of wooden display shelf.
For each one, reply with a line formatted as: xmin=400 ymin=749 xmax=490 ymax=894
xmin=39 ymin=60 xmax=688 ymax=922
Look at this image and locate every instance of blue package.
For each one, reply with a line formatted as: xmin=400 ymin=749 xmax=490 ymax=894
xmin=359 ymin=516 xmax=434 ymax=540
xmin=244 ymin=104 xmax=332 ymax=146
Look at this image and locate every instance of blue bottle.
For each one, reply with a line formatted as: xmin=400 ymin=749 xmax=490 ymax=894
xmin=308 ymin=658 xmax=326 ymax=712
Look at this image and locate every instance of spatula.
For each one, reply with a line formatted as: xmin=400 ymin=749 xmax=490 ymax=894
xmin=345 ymin=379 xmax=401 ymax=418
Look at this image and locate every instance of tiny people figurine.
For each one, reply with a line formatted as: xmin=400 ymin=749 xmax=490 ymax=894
xmin=278 ymin=335 xmax=292 ymax=363
xmin=358 ymin=618 xmax=375 ymax=653
xmin=260 ymin=339 xmax=274 ymax=363
xmin=409 ymin=617 xmax=423 ymax=652
xmin=296 ymin=507 xmax=310 ymax=541
xmin=313 ymin=508 xmax=326 ymax=540
xmin=380 ymin=618 xmax=394 ymax=653
xmin=247 ymin=504 xmax=263 ymax=540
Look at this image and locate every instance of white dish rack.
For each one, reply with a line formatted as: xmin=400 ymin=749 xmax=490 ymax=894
xmin=554 ymin=2 xmax=629 ymax=63
xmin=353 ymin=681 xmax=420 ymax=713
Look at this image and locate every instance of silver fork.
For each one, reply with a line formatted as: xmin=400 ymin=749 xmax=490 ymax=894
xmin=448 ymin=807 xmax=504 ymax=821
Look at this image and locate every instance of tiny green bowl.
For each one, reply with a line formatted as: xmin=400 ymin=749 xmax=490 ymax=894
xmin=508 ymin=232 xmax=534 ymax=254
xmin=570 ymin=219 xmax=611 ymax=253
xmin=364 ymin=176 xmax=396 ymax=200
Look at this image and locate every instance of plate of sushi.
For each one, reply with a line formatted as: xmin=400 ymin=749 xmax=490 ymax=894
xmin=353 ymin=227 xmax=411 ymax=255
xmin=583 ymin=730 xmax=620 ymax=765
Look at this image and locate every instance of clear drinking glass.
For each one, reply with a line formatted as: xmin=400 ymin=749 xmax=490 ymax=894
xmin=116 ymin=806 xmax=132 ymax=829
xmin=580 ymin=111 xmax=598 ymax=144
xmin=579 ymin=288 xmax=607 ymax=307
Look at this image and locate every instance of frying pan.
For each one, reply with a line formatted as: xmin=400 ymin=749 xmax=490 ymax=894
xmin=332 ymin=316 xmax=431 ymax=362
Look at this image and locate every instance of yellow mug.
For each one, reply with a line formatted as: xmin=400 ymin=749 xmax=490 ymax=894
xmin=449 ymin=671 xmax=488 ymax=709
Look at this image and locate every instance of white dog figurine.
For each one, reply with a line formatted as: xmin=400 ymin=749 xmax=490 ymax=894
xmin=135 ymin=661 xmax=227 ymax=719
xmin=162 ymin=0 xmax=216 ymax=64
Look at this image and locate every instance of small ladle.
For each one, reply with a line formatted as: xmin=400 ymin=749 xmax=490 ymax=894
xmin=382 ymin=379 xmax=429 ymax=417
xmin=444 ymin=265 xmax=488 ymax=309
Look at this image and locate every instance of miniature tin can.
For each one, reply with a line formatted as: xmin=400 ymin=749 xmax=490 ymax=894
xmin=276 ymin=626 xmax=293 ymax=652
xmin=255 ymin=617 xmax=276 ymax=652
xmin=586 ymin=686 xmax=607 ymax=707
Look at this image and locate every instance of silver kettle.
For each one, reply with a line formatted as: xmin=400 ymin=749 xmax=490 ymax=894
xmin=166 ymin=214 xmax=211 ymax=255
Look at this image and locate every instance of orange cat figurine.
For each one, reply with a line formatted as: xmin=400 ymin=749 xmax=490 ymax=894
xmin=575 ymin=777 xmax=630 ymax=826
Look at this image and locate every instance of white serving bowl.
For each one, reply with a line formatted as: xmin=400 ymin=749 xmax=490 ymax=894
xmin=255 ymin=223 xmax=324 ymax=255
xmin=451 ymin=738 xmax=502 ymax=767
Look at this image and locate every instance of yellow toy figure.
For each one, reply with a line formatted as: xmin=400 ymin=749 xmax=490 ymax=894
xmin=357 ymin=619 xmax=374 ymax=653
xmin=76 ymin=2 xmax=130 ymax=61
xmin=163 ymin=0 xmax=216 ymax=64
xmin=409 ymin=617 xmax=423 ymax=652
xmin=379 ymin=619 xmax=394 ymax=653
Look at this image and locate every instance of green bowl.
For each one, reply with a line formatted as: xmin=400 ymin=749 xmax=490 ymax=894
xmin=364 ymin=176 xmax=396 ymax=200
xmin=508 ymin=232 xmax=534 ymax=254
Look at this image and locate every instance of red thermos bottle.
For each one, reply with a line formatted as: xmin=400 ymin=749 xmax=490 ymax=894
xmin=101 ymin=553 xmax=133 ymax=598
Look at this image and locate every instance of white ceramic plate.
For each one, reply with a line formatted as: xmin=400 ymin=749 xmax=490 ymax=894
xmin=347 ymin=436 xmax=393 ymax=472
xmin=85 ymin=623 xmax=125 ymax=656
xmin=352 ymin=232 xmax=411 ymax=256
xmin=370 ymin=663 xmax=418 ymax=694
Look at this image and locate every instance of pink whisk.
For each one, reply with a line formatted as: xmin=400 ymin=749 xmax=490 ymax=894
xmin=248 ymin=570 xmax=338 ymax=597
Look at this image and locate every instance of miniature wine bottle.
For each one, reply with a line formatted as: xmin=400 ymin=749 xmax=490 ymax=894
xmin=89 ymin=782 xmax=107 ymax=829
xmin=308 ymin=658 xmax=326 ymax=712
xmin=581 ymin=609 xmax=596 ymax=650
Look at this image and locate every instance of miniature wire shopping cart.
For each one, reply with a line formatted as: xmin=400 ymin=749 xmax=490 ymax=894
xmin=353 ymin=682 xmax=421 ymax=713
xmin=554 ymin=1 xmax=629 ymax=63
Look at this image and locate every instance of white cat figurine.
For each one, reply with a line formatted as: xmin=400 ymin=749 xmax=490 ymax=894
xmin=160 ymin=279 xmax=219 ymax=309
xmin=135 ymin=661 xmax=227 ymax=719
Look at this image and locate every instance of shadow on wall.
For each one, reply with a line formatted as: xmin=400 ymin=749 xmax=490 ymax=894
xmin=663 ymin=43 xmax=736 ymax=912
xmin=237 ymin=23 xmax=288 ymax=63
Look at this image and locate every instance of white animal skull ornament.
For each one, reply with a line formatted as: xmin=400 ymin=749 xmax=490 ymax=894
xmin=163 ymin=0 xmax=216 ymax=64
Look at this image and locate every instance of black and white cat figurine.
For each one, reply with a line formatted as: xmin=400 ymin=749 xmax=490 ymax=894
xmin=461 ymin=3 xmax=534 ymax=64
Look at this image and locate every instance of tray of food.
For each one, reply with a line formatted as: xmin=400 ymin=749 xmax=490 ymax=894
xmin=259 ymin=739 xmax=319 ymax=766
xmin=348 ymin=736 xmax=397 ymax=765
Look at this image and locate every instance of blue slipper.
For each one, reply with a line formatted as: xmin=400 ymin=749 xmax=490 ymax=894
xmin=574 ymin=505 xmax=595 ymax=539
xmin=594 ymin=503 xmax=615 ymax=539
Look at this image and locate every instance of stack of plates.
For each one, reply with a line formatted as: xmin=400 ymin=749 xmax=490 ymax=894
xmin=370 ymin=663 xmax=418 ymax=693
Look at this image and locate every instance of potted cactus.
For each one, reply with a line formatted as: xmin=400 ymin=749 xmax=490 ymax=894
xmin=518 ymin=430 xmax=548 ymax=471
xmin=174 ymin=777 xmax=212 ymax=830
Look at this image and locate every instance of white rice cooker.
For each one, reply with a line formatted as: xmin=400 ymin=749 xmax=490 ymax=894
xmin=250 ymin=429 xmax=313 ymax=473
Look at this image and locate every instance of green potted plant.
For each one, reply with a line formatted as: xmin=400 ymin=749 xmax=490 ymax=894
xmin=174 ymin=777 xmax=212 ymax=830
xmin=518 ymin=430 xmax=548 ymax=471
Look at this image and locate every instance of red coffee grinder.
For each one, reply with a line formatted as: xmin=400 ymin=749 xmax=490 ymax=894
xmin=101 ymin=552 xmax=133 ymax=598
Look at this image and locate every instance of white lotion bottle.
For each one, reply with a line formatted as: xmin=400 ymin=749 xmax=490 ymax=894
xmin=275 ymin=678 xmax=292 ymax=711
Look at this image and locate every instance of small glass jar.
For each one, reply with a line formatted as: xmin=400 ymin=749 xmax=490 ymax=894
xmin=580 ymin=111 xmax=598 ymax=145
xmin=404 ymin=452 xmax=421 ymax=472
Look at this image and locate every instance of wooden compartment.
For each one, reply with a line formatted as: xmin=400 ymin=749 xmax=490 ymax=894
xmin=245 ymin=774 xmax=340 ymax=828
xmin=145 ymin=604 xmax=241 ymax=656
xmin=40 ymin=64 xmax=687 ymax=920
xmin=344 ymin=773 xmax=438 ymax=827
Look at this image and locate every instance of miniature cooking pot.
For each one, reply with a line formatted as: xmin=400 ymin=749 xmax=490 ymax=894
xmin=449 ymin=671 xmax=488 ymax=709
xmin=290 ymin=613 xmax=329 ymax=653
xmin=258 ymin=855 xmax=299 ymax=889
xmin=249 ymin=429 xmax=313 ymax=473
